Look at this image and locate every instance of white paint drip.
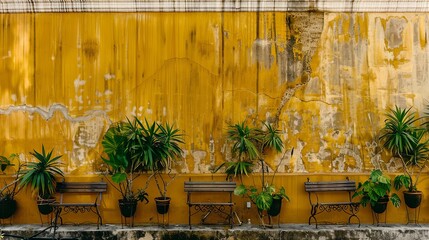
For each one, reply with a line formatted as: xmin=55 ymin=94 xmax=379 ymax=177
xmin=74 ymin=77 xmax=86 ymax=92
xmin=21 ymin=96 xmax=27 ymax=104
xmin=0 ymin=103 xmax=111 ymax=123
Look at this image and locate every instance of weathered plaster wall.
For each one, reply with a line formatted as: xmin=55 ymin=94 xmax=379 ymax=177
xmin=1 ymin=12 xmax=429 ymax=224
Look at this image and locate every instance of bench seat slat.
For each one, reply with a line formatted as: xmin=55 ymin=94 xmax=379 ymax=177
xmin=56 ymin=203 xmax=96 ymax=206
xmin=185 ymin=182 xmax=236 ymax=185
xmin=185 ymin=188 xmax=235 ymax=192
xmin=188 ymin=202 xmax=234 ymax=206
xmin=305 ymin=187 xmax=356 ymax=192
xmin=316 ymin=202 xmax=360 ymax=206
xmin=58 ymin=189 xmax=107 ymax=193
xmin=56 ymin=182 xmax=107 ymax=193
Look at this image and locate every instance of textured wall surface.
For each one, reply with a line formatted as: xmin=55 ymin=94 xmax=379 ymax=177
xmin=2 ymin=12 xmax=429 ymax=175
xmin=1 ymin=11 xmax=429 ymax=224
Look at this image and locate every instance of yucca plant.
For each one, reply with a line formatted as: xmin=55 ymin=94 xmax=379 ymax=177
xmin=214 ymin=121 xmax=261 ymax=181
xmin=136 ymin=118 xmax=184 ymax=198
xmin=380 ymin=106 xmax=429 ymax=192
xmin=102 ymin=117 xmax=184 ymax=217
xmin=19 ymin=145 xmax=63 ymax=199
xmin=218 ymin=120 xmax=290 ymax=226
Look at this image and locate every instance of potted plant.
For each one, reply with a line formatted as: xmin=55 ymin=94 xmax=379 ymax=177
xmin=218 ymin=121 xmax=290 ymax=226
xmin=131 ymin=118 xmax=184 ymax=215
xmin=353 ymin=169 xmax=400 ymax=215
xmin=215 ymin=121 xmax=260 ymax=182
xmin=379 ymin=106 xmax=429 ymax=209
xmin=101 ymin=120 xmax=149 ymax=219
xmin=18 ymin=145 xmax=64 ymax=215
xmin=0 ymin=154 xmax=21 ymax=219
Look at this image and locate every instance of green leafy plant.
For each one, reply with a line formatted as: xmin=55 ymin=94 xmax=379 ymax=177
xmin=219 ymin=120 xmax=290 ymax=225
xmin=0 ymin=154 xmax=21 ymax=201
xmin=380 ymin=106 xmax=429 ymax=192
xmin=19 ymin=145 xmax=64 ymax=199
xmin=215 ymin=122 xmax=260 ymax=180
xmin=101 ymin=120 xmax=148 ymax=203
xmin=352 ymin=169 xmax=400 ymax=208
xmin=235 ymin=183 xmax=289 ymax=211
xmin=102 ymin=117 xmax=184 ymax=202
xmin=0 ymin=154 xmax=15 ymax=173
xmin=127 ymin=118 xmax=184 ymax=199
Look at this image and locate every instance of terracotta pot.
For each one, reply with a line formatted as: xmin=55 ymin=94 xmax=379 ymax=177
xmin=403 ymin=191 xmax=422 ymax=209
xmin=155 ymin=197 xmax=171 ymax=215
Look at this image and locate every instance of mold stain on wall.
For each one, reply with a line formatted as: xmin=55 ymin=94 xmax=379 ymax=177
xmin=1 ymin=12 xmax=429 ymax=175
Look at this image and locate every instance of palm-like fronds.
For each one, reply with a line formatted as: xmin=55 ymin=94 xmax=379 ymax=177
xmin=19 ymin=145 xmax=63 ymax=198
xmin=404 ymin=129 xmax=429 ymax=167
xmin=380 ymin=106 xmax=418 ymax=156
xmin=262 ymin=122 xmax=284 ymax=153
xmin=227 ymin=122 xmax=260 ymax=161
xmin=101 ymin=117 xmax=184 ymax=199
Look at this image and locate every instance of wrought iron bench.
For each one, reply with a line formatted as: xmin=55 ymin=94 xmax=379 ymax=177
xmin=184 ymin=180 xmax=237 ymax=229
xmin=304 ymin=178 xmax=360 ymax=228
xmin=53 ymin=181 xmax=107 ymax=229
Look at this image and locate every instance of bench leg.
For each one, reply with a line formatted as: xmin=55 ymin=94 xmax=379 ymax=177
xmin=309 ymin=205 xmax=318 ymax=228
xmin=95 ymin=206 xmax=102 ymax=229
xmin=229 ymin=205 xmax=233 ymax=228
xmin=188 ymin=205 xmax=192 ymax=229
xmin=348 ymin=210 xmax=360 ymax=227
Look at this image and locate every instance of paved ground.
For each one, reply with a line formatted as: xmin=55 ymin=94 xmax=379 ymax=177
xmin=1 ymin=223 xmax=429 ymax=240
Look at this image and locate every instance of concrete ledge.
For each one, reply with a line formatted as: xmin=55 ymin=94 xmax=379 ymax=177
xmin=1 ymin=224 xmax=429 ymax=240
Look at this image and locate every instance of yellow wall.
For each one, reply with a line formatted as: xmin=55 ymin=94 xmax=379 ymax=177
xmin=1 ymin=12 xmax=429 ymax=224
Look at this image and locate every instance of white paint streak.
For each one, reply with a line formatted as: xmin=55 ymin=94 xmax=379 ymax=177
xmin=74 ymin=77 xmax=86 ymax=92
xmin=0 ymin=104 xmax=111 ymax=123
xmin=21 ymin=96 xmax=27 ymax=104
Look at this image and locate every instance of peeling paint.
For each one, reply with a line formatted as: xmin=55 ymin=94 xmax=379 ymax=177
xmin=192 ymin=150 xmax=208 ymax=173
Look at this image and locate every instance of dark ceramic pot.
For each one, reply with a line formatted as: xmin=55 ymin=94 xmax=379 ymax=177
xmin=403 ymin=191 xmax=422 ymax=209
xmin=155 ymin=197 xmax=171 ymax=215
xmin=37 ymin=197 xmax=55 ymax=215
xmin=371 ymin=196 xmax=389 ymax=214
xmin=0 ymin=199 xmax=17 ymax=219
xmin=119 ymin=199 xmax=138 ymax=217
xmin=267 ymin=198 xmax=282 ymax=217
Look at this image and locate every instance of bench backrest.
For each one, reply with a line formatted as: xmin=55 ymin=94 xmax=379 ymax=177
xmin=56 ymin=182 xmax=107 ymax=193
xmin=304 ymin=179 xmax=357 ymax=204
xmin=304 ymin=180 xmax=357 ymax=192
xmin=184 ymin=181 xmax=236 ymax=192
